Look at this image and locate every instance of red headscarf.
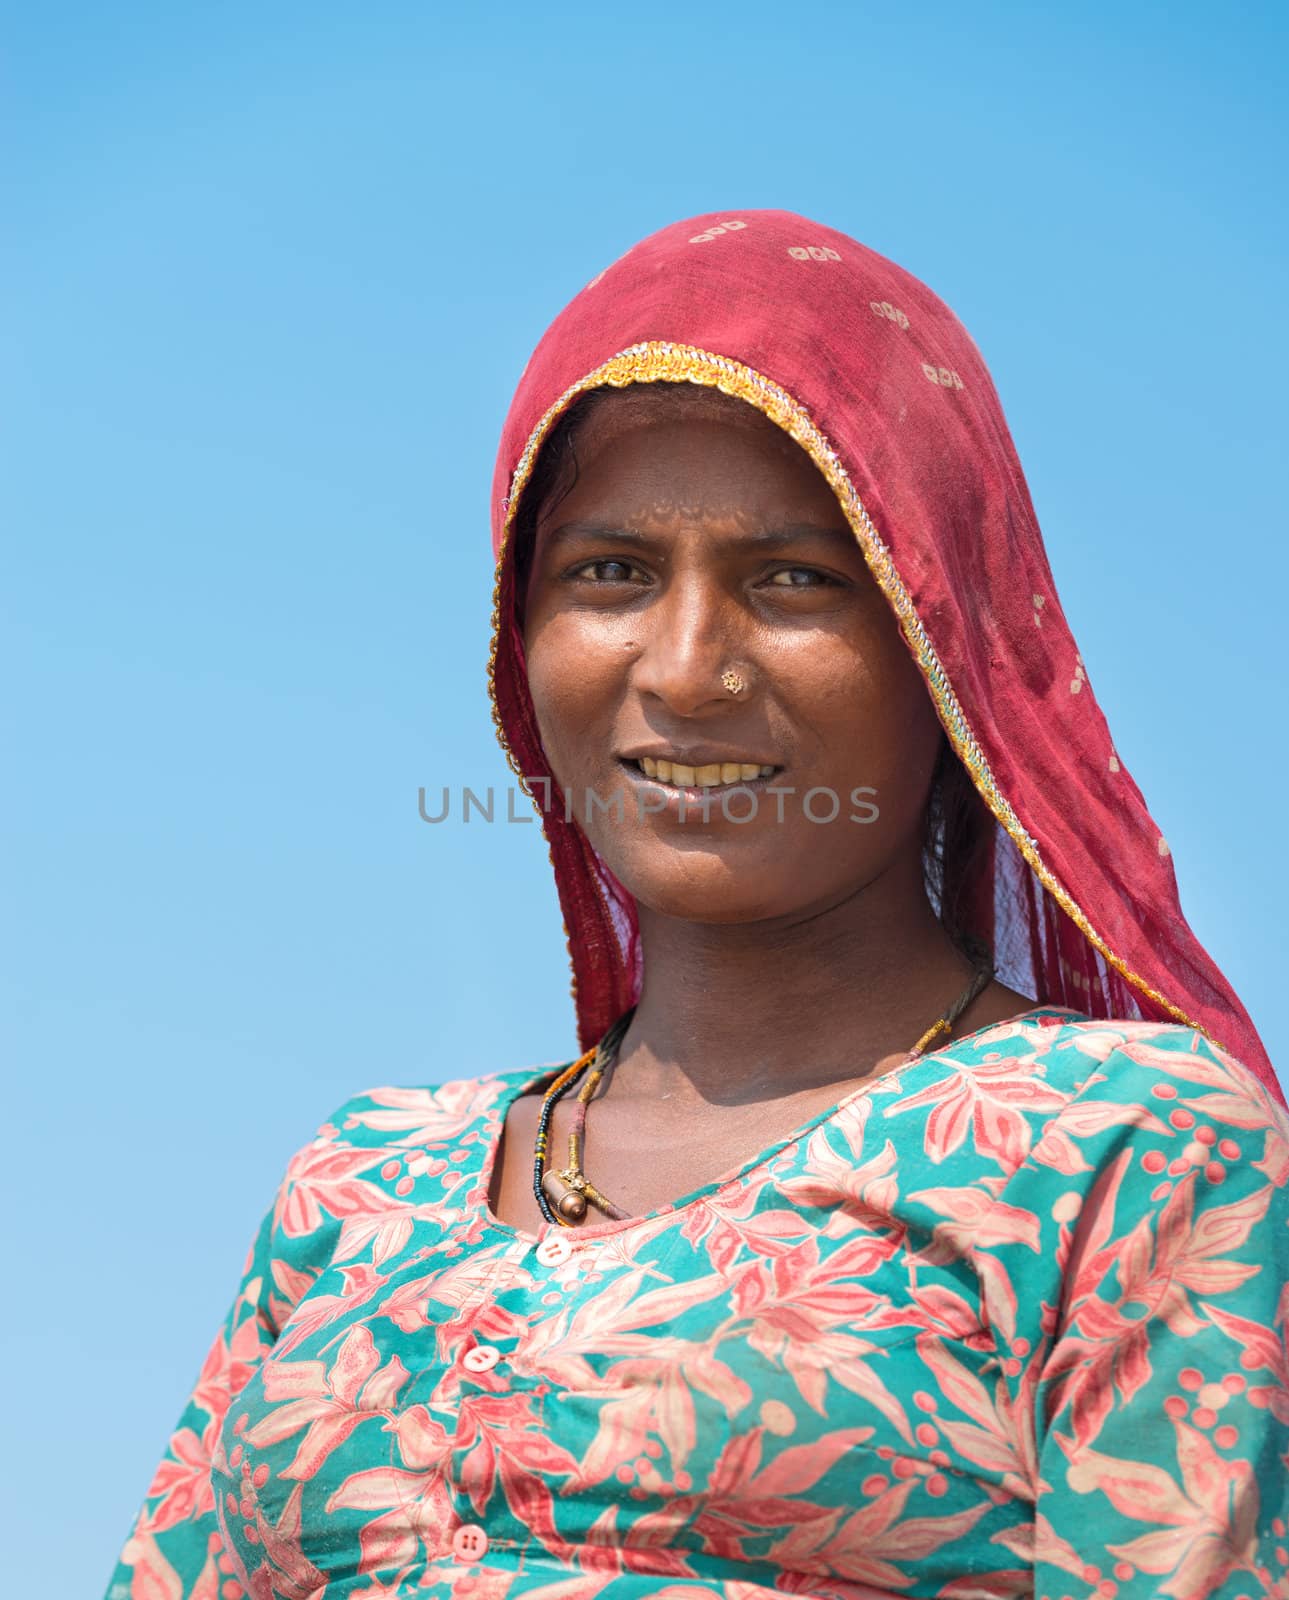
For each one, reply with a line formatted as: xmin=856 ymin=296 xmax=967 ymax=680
xmin=488 ymin=208 xmax=1281 ymax=1104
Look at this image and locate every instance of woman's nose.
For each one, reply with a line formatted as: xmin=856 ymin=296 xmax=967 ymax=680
xmin=629 ymin=582 xmax=739 ymax=717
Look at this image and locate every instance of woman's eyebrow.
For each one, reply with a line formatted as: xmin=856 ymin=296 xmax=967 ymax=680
xmin=542 ymin=519 xmax=854 ymax=551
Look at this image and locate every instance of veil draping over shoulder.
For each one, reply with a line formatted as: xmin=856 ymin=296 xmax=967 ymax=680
xmin=485 ymin=209 xmax=1280 ymax=1105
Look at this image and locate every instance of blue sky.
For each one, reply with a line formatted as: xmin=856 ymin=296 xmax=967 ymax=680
xmin=5 ymin=2 xmax=1287 ymax=1587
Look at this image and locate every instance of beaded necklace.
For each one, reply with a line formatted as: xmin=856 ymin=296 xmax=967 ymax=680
xmin=533 ymin=960 xmax=996 ymax=1228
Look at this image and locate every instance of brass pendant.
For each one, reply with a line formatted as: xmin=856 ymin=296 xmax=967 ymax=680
xmin=540 ymin=1168 xmax=588 ymax=1221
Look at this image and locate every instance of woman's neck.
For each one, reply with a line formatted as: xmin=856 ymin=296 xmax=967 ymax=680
xmin=621 ymin=850 xmax=984 ymax=1110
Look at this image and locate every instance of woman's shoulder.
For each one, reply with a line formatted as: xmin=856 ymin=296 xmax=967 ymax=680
xmin=300 ymin=1062 xmax=546 ymax=1156
xmin=882 ymin=1012 xmax=1289 ymax=1313
xmin=953 ymin=1006 xmax=1282 ymax=1112
xmin=256 ymin=1065 xmax=548 ymax=1250
xmin=882 ymin=1008 xmax=1288 ymax=1186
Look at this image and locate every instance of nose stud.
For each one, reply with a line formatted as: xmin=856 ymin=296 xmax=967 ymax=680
xmin=721 ymin=669 xmax=748 ymax=696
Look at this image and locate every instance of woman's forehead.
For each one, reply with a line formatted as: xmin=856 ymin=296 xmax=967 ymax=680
xmin=523 ymin=417 xmax=857 ymax=584
xmin=556 ymin=384 xmax=832 ymax=508
xmin=573 ymin=382 xmax=793 ymax=452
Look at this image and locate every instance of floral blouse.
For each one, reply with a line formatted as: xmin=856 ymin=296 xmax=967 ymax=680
xmin=105 ymin=1008 xmax=1289 ymax=1600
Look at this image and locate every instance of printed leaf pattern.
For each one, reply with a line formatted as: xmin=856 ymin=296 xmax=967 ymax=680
xmin=104 ymin=1014 xmax=1289 ymax=1600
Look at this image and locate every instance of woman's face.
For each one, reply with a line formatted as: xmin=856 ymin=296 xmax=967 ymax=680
xmin=520 ymin=386 xmax=945 ymax=925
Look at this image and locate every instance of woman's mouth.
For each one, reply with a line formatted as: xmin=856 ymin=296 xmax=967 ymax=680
xmin=625 ymin=756 xmax=779 ymax=792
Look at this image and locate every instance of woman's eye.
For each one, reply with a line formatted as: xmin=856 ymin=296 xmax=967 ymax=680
xmin=765 ymin=566 xmax=835 ymax=588
xmin=572 ymin=558 xmax=645 ymax=583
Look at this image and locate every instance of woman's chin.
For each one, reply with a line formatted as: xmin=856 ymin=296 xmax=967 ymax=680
xmin=603 ymin=854 xmax=828 ymax=928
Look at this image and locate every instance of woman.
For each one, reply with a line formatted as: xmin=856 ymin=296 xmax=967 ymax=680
xmin=107 ymin=211 xmax=1289 ymax=1600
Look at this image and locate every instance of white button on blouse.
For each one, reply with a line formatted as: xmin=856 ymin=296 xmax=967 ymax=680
xmin=461 ymin=1343 xmax=501 ymax=1372
xmin=535 ymin=1235 xmax=574 ymax=1266
xmin=451 ymin=1522 xmax=489 ymax=1562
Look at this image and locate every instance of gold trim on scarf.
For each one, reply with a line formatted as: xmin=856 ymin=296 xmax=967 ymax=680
xmin=487 ymin=340 xmax=1219 ymax=1047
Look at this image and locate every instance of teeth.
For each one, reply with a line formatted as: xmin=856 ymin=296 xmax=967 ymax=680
xmin=635 ymin=757 xmax=778 ymax=788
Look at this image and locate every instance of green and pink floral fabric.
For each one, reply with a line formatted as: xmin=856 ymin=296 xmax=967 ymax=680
xmin=106 ymin=1008 xmax=1289 ymax=1600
